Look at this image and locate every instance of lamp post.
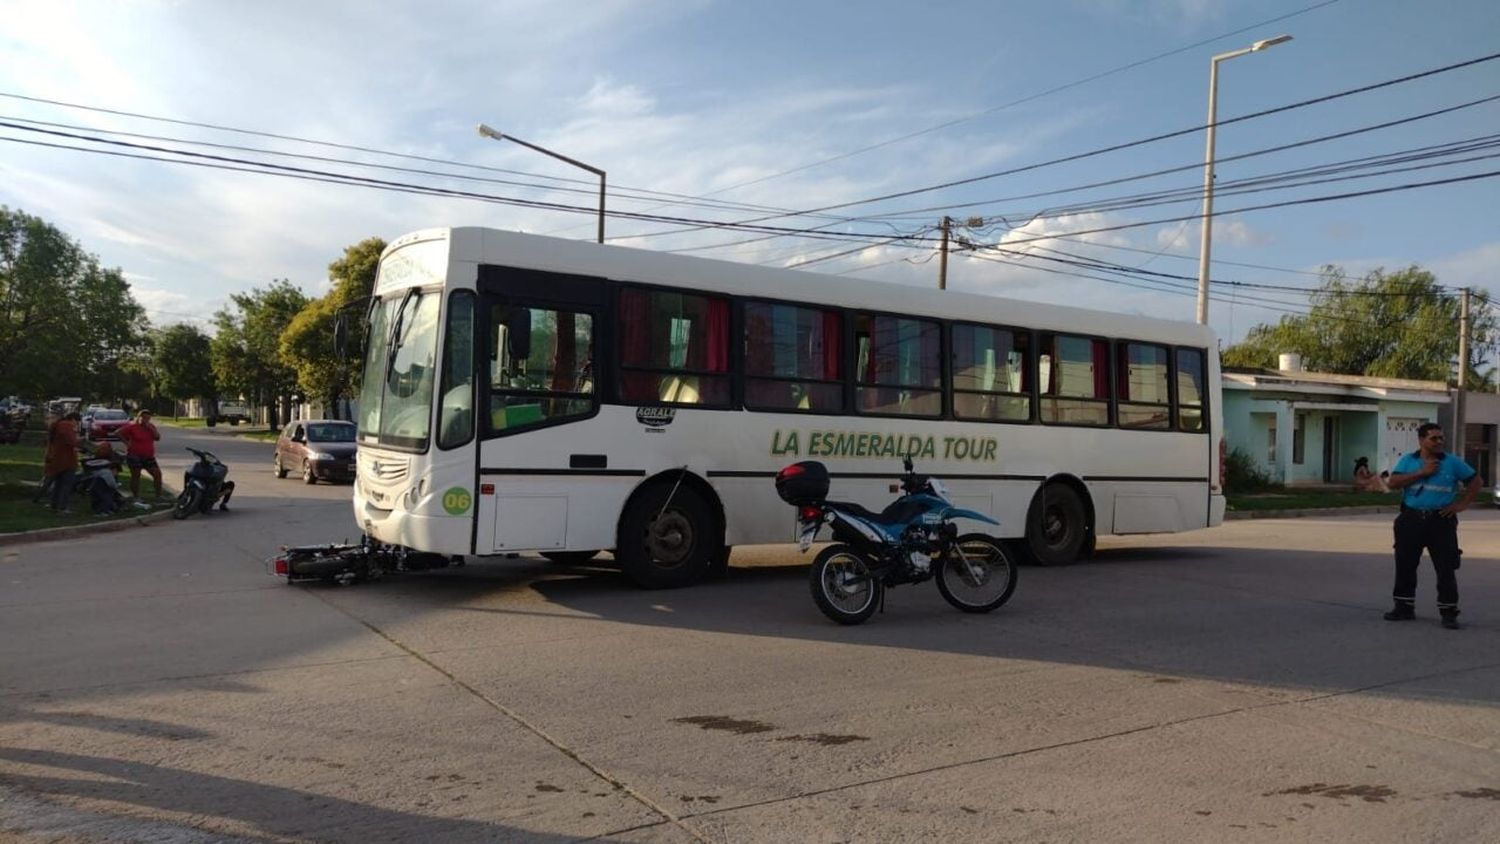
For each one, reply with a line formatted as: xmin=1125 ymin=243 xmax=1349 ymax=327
xmin=1195 ymin=34 xmax=1292 ymax=325
xmin=476 ymin=123 xmax=606 ymax=244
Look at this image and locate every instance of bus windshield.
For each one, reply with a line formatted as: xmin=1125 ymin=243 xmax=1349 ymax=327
xmin=358 ymin=289 xmax=442 ymax=450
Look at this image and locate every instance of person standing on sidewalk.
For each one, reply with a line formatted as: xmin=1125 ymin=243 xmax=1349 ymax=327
xmin=42 ymin=411 xmax=82 ymax=513
xmin=1382 ymin=423 xmax=1481 ymax=629
xmin=116 ymin=410 xmax=163 ymax=502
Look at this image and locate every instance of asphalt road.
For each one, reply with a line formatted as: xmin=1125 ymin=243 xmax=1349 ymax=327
xmin=2 ymin=424 xmax=1498 ymax=842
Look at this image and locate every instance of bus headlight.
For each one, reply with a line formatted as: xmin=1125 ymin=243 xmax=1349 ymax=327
xmin=403 ymin=476 xmax=428 ymax=510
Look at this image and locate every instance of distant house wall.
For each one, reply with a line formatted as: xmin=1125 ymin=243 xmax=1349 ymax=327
xmin=1222 ymin=370 xmax=1447 ymax=487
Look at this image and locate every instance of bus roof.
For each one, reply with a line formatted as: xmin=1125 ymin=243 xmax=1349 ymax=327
xmin=386 ymin=226 xmax=1217 ymax=347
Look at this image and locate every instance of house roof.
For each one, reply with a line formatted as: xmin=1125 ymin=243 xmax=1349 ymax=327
xmin=1222 ymin=367 xmax=1449 ymax=404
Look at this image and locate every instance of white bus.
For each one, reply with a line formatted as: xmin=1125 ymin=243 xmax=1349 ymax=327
xmin=354 ymin=227 xmax=1224 ymax=588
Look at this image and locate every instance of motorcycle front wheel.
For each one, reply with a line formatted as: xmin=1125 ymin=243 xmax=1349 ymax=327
xmin=172 ymin=486 xmax=204 ymax=520
xmin=935 ymin=534 xmax=1017 ymax=613
xmin=809 ymin=544 xmax=882 ymax=625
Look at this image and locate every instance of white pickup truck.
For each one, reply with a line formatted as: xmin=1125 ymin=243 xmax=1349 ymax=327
xmin=212 ymin=401 xmax=251 ymax=426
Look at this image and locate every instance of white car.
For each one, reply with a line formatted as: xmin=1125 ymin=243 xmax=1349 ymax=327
xmin=212 ymin=401 xmax=251 ymax=426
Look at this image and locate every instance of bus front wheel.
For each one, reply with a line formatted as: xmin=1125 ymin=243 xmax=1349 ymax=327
xmin=617 ymin=483 xmax=720 ymax=589
xmin=1027 ymin=483 xmax=1089 ymax=566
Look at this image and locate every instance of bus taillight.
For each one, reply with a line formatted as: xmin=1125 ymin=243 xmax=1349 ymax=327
xmin=1216 ymin=437 xmax=1227 ymax=491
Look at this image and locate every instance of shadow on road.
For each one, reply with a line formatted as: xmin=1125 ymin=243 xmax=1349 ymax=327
xmin=269 ymin=540 xmax=1500 ymax=714
xmin=0 ymin=746 xmax=603 ymax=843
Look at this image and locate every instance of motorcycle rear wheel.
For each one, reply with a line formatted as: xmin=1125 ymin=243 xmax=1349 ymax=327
xmin=936 ymin=534 xmax=1017 ymax=613
xmin=172 ymin=486 xmax=204 ymax=520
xmin=809 ymin=544 xmax=882 ymax=625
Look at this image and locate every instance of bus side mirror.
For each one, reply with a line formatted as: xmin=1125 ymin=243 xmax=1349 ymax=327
xmin=505 ymin=308 xmax=531 ymax=360
xmin=333 ymin=314 xmax=348 ymax=359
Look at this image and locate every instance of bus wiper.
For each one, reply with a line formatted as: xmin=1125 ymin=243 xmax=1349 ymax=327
xmin=384 ymin=288 xmax=418 ymax=385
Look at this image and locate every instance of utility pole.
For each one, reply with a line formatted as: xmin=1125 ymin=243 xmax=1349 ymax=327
xmin=1454 ymin=286 xmax=1470 ymax=458
xmin=937 ymin=216 xmax=951 ymax=290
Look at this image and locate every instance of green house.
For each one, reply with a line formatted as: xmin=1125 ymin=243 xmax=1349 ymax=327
xmin=1222 ymin=362 xmax=1448 ymax=487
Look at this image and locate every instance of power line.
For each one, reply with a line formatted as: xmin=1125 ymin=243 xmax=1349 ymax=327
xmin=0 ymin=112 xmax=880 ymax=224
xmin=7 ymin=121 xmax=1497 ymax=266
xmin=624 ymin=51 xmax=1500 ymax=241
xmin=0 ymin=125 xmax=941 ymax=245
xmin=654 ymin=0 xmax=1346 ymax=199
xmin=859 ymin=94 xmax=1500 ymax=224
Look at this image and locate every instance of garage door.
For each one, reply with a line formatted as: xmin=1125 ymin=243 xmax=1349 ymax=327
xmin=1382 ymin=416 xmax=1427 ymax=473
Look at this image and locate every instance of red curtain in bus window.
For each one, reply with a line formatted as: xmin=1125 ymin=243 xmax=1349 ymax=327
xmin=705 ymin=298 xmax=729 ymax=372
xmin=1092 ymin=339 xmax=1109 ymax=399
xmin=822 ymin=311 xmax=841 ymax=379
xmin=618 ymin=289 xmax=654 ymax=401
xmin=920 ymin=320 xmax=939 ymax=387
xmin=1115 ymin=343 xmax=1130 ymax=402
xmin=743 ymin=305 xmax=772 ymax=374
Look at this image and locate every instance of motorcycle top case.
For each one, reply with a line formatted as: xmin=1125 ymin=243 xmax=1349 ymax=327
xmin=775 ymin=461 xmax=830 ymax=504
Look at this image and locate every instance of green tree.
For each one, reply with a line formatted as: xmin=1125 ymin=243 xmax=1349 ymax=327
xmin=1222 ymin=265 xmax=1495 ymax=385
xmin=151 ymin=324 xmax=217 ymax=409
xmin=211 ymin=280 xmax=309 ymax=427
xmin=279 ymin=237 xmax=385 ymax=417
xmin=0 ymin=206 xmax=148 ymax=403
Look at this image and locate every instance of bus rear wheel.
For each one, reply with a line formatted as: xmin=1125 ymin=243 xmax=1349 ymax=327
xmin=1027 ymin=483 xmax=1089 ymax=566
xmin=617 ymin=483 xmax=720 ymax=589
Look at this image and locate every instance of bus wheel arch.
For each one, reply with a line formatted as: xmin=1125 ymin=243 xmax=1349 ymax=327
xmin=1024 ymin=475 xmax=1095 ymax=566
xmin=615 ymin=471 xmax=726 ymax=589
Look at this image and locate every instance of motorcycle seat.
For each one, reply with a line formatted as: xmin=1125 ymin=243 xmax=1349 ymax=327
xmin=826 ymin=500 xmax=884 ymax=523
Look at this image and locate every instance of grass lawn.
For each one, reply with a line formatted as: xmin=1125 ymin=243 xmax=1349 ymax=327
xmin=1226 ymin=490 xmax=1397 ymax=511
xmin=0 ymin=431 xmax=173 ymax=533
xmin=158 ymin=416 xmax=277 ymax=441
xmin=234 ymin=430 xmax=279 ymax=443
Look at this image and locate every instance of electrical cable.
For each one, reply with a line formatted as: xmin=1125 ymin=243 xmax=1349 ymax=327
xmin=623 ymin=51 xmax=1500 ymax=240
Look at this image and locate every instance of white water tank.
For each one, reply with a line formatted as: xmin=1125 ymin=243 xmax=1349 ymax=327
xmin=1278 ymin=352 xmax=1303 ymax=372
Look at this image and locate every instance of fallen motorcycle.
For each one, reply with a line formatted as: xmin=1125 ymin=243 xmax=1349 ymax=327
xmin=269 ymin=535 xmax=459 ymax=585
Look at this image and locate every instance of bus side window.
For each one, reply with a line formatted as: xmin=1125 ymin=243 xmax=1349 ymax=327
xmin=438 ymin=290 xmax=476 ymax=449
xmin=853 ymin=313 xmax=941 ymax=417
xmin=1039 ymin=333 xmax=1109 ymax=426
xmin=486 ymin=304 xmax=595 ymax=436
xmin=617 ymin=288 xmax=730 ymax=406
xmin=1116 ymin=340 xmax=1171 ymax=430
xmin=1176 ymin=347 xmax=1207 ymax=432
xmin=743 ymin=301 xmax=843 ymax=413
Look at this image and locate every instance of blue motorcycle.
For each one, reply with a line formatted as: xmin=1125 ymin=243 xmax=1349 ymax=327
xmin=776 ymin=458 xmax=1018 ymax=625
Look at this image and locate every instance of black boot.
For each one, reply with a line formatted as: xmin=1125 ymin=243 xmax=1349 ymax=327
xmin=1383 ymin=601 xmax=1415 ymax=621
xmin=1440 ymin=609 xmax=1460 ymax=630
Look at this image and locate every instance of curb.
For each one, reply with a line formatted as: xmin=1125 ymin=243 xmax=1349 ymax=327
xmin=1226 ymin=505 xmax=1400 ymax=520
xmin=0 ymin=505 xmax=178 ymax=548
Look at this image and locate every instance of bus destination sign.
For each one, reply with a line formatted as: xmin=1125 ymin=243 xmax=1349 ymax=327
xmin=770 ymin=429 xmax=997 ymax=462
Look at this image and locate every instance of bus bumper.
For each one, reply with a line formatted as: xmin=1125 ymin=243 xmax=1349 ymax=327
xmin=355 ymin=496 xmax=471 ymax=556
xmin=1209 ymin=493 xmax=1226 ymax=527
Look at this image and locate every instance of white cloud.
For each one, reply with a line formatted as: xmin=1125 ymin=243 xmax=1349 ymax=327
xmin=1430 ymin=241 xmax=1500 ymax=293
xmin=1160 ymin=219 xmax=1271 ymax=250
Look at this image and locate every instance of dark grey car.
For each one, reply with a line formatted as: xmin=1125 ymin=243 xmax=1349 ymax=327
xmin=274 ymin=419 xmax=357 ymax=484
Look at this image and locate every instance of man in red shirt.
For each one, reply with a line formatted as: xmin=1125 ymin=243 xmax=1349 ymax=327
xmin=116 ymin=410 xmax=163 ymax=501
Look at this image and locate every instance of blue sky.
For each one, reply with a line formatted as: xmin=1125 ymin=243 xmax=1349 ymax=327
xmin=1 ymin=0 xmax=1496 ymax=349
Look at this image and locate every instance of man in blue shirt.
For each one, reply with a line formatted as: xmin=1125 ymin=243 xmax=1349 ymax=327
xmin=1383 ymin=423 xmax=1481 ymax=629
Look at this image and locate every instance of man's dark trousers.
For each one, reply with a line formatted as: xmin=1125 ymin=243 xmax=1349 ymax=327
xmin=1393 ymin=509 xmax=1460 ymax=613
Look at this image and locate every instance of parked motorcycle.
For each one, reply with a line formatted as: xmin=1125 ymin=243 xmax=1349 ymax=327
xmin=776 ymin=458 xmax=1017 ymax=625
xmin=173 ymin=447 xmax=235 ymax=519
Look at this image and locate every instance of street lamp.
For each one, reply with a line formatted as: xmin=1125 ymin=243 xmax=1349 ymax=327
xmin=1195 ymin=34 xmax=1292 ymax=325
xmin=476 ymin=123 xmax=606 ymax=244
